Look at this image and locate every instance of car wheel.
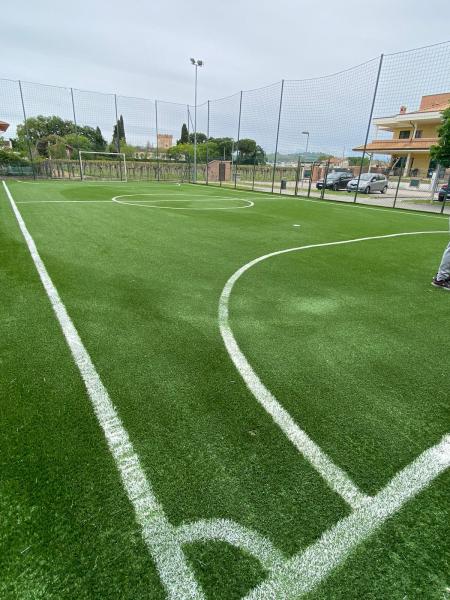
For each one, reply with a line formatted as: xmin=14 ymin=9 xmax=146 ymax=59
xmin=365 ymin=186 xmax=370 ymax=194
xmin=381 ymin=185 xmax=387 ymax=194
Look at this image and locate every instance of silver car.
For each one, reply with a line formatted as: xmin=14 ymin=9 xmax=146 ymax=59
xmin=347 ymin=173 xmax=388 ymax=194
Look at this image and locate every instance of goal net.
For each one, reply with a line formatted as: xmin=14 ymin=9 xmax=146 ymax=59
xmin=79 ymin=151 xmax=127 ymax=182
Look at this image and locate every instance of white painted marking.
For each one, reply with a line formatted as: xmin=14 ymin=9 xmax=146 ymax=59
xmin=293 ymin=194 xmax=448 ymax=220
xmin=219 ymin=230 xmax=447 ymax=509
xmin=16 ymin=200 xmax=112 ymax=204
xmin=176 ymin=519 xmax=285 ymax=572
xmin=112 ymin=193 xmax=254 ymax=210
xmin=293 ymin=224 xmax=301 ymax=227
xmin=245 ymin=434 xmax=450 ymax=599
xmin=2 ymin=181 xmax=205 ymax=600
xmin=4 ymin=178 xmax=449 ymax=599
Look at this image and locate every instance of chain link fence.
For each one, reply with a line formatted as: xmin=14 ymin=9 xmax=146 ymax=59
xmin=1 ymin=40 xmax=449 ymax=214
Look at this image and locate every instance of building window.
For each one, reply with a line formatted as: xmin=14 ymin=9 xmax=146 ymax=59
xmin=399 ymin=130 xmax=410 ymax=139
xmin=414 ymin=130 xmax=423 ymax=138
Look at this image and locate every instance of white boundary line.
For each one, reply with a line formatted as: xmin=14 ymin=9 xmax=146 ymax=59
xmin=112 ymin=193 xmax=254 ymax=210
xmin=4 ymin=177 xmax=449 ymax=599
xmin=16 ymin=200 xmax=113 ymax=204
xmin=244 ymin=433 xmax=450 ymax=599
xmin=219 ymin=231 xmax=447 ymax=509
xmin=10 ymin=179 xmax=449 ymax=219
xmin=2 ymin=180 xmax=205 ymax=600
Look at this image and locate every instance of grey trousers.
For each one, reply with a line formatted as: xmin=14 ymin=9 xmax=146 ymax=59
xmin=437 ymin=242 xmax=450 ymax=280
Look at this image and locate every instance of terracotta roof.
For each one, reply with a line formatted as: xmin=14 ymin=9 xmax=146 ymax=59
xmin=0 ymin=120 xmax=10 ymax=132
xmin=419 ymin=93 xmax=450 ymax=112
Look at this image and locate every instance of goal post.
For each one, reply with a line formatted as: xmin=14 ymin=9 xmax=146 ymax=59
xmin=78 ymin=151 xmax=127 ymax=182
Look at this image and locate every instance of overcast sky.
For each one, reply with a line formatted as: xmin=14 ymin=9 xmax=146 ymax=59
xmin=3 ymin=0 xmax=450 ymax=104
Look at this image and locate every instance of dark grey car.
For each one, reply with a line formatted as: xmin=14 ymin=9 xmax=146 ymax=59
xmin=347 ymin=173 xmax=388 ymax=194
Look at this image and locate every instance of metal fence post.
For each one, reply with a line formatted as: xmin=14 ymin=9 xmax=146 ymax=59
xmin=155 ymin=100 xmax=160 ymax=182
xmin=271 ymin=79 xmax=284 ymax=194
xmin=353 ymin=54 xmax=384 ymax=204
xmin=321 ymin=160 xmax=330 ymax=200
xmin=70 ymin=87 xmax=83 ymax=180
xmin=114 ymin=94 xmax=124 ymax=181
xmin=234 ymin=90 xmax=243 ymax=189
xmin=206 ymin=100 xmax=210 ymax=185
xmin=441 ymin=173 xmax=450 ymax=215
xmin=307 ymin=162 xmax=314 ymax=198
xmin=18 ymin=81 xmax=36 ymax=179
xmin=252 ymin=150 xmax=257 ymax=191
xmin=392 ymin=170 xmax=402 ymax=208
xmin=114 ymin=94 xmax=120 ymax=154
xmin=294 ymin=152 xmax=302 ymax=196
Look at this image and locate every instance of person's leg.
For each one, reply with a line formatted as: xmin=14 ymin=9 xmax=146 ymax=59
xmin=436 ymin=242 xmax=450 ymax=281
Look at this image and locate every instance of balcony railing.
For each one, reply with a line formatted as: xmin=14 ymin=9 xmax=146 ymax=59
xmin=353 ymin=137 xmax=437 ymax=152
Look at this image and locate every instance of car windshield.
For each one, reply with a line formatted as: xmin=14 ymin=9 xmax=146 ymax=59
xmin=358 ymin=173 xmax=373 ymax=181
xmin=326 ymin=173 xmax=341 ymax=180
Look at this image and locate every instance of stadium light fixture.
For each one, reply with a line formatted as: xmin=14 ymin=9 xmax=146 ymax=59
xmin=190 ymin=58 xmax=204 ymax=183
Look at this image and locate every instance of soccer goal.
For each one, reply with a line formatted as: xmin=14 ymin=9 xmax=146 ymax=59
xmin=79 ymin=151 xmax=127 ymax=182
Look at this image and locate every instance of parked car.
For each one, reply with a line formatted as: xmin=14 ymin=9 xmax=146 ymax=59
xmin=316 ymin=172 xmax=353 ymax=191
xmin=437 ymin=184 xmax=449 ymax=202
xmin=347 ymin=173 xmax=388 ymax=194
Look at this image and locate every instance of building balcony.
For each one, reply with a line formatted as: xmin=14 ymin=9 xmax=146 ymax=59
xmin=353 ymin=137 xmax=437 ymax=153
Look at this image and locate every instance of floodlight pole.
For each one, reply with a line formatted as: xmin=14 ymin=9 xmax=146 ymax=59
xmin=190 ymin=58 xmax=203 ymax=184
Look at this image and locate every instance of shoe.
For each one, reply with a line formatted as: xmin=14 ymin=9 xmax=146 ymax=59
xmin=431 ymin=276 xmax=450 ymax=290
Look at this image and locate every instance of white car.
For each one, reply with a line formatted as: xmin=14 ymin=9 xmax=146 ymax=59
xmin=347 ymin=173 xmax=388 ymax=194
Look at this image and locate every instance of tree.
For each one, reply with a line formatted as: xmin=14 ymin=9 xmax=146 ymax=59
xmin=167 ymin=143 xmax=194 ymax=161
xmin=212 ymin=137 xmax=234 ymax=160
xmin=178 ymin=123 xmax=189 ymax=145
xmin=347 ymin=156 xmax=369 ymax=166
xmin=112 ymin=115 xmax=126 ymax=150
xmin=79 ymin=126 xmax=107 ymax=152
xmin=64 ymin=134 xmax=92 ymax=153
xmin=16 ymin=115 xmax=73 ymax=148
xmin=430 ymin=105 xmax=450 ymax=168
xmin=188 ymin=132 xmax=207 ymax=145
xmin=0 ymin=149 xmax=28 ymax=165
xmin=118 ymin=115 xmax=126 ymax=142
xmin=236 ymin=138 xmax=266 ymax=164
xmin=13 ymin=115 xmax=107 ymax=157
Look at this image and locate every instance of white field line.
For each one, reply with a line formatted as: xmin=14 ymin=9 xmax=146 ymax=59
xmin=175 ymin=519 xmax=285 ymax=572
xmin=219 ymin=231 xmax=447 ymax=510
xmin=112 ymin=194 xmax=254 ymax=210
xmin=245 ymin=433 xmax=450 ymax=599
xmin=11 ymin=179 xmax=448 ymax=219
xmin=16 ymin=200 xmax=113 ymax=204
xmin=5 ymin=177 xmax=449 ymax=599
xmin=290 ymin=194 xmax=448 ymax=221
xmin=2 ymin=180 xmax=205 ymax=600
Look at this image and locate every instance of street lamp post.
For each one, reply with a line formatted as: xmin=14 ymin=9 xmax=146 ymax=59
xmin=190 ymin=58 xmax=203 ymax=183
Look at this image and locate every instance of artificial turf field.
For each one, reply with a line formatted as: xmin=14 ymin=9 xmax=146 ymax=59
xmin=1 ymin=179 xmax=449 ymax=600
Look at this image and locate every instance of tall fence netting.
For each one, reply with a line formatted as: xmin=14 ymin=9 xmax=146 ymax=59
xmin=1 ymin=39 xmax=449 ymax=214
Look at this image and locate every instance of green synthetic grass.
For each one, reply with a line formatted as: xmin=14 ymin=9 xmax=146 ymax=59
xmin=1 ymin=180 xmax=449 ymax=599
